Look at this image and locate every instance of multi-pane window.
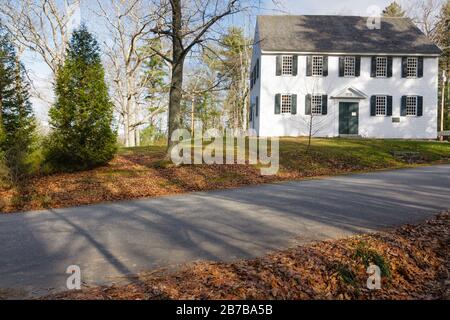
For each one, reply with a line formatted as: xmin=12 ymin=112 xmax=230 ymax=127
xmin=281 ymin=94 xmax=292 ymax=114
xmin=344 ymin=56 xmax=355 ymax=77
xmin=375 ymin=96 xmax=387 ymax=116
xmin=406 ymin=57 xmax=418 ymax=78
xmin=312 ymin=56 xmax=323 ymax=76
xmin=311 ymin=95 xmax=323 ymax=115
xmin=376 ymin=57 xmax=387 ymax=77
xmin=406 ymin=96 xmax=417 ymax=116
xmin=282 ymin=56 xmax=293 ymax=75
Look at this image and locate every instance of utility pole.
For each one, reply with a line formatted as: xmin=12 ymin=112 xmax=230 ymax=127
xmin=440 ymin=70 xmax=447 ymax=141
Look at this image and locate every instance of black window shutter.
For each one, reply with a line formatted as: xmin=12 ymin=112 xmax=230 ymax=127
xmin=355 ymin=56 xmax=361 ymax=76
xmin=291 ymin=94 xmax=297 ymax=114
xmin=292 ymin=56 xmax=298 ymax=76
xmin=401 ymin=96 xmax=407 ymax=116
xmin=276 ymin=56 xmax=282 ymax=76
xmin=370 ymin=96 xmax=376 ymax=116
xmin=256 ymin=97 xmax=259 ymax=117
xmin=306 ymin=56 xmax=312 ymax=76
xmin=250 ymin=71 xmax=253 ymax=88
xmin=387 ymin=96 xmax=393 ymax=116
xmin=417 ymin=96 xmax=423 ymax=116
xmin=338 ymin=57 xmax=344 ymax=77
xmin=387 ymin=57 xmax=393 ymax=77
xmin=401 ymin=57 xmax=407 ymax=78
xmin=371 ymin=57 xmax=376 ymax=77
xmin=256 ymin=59 xmax=259 ymax=79
xmin=305 ymin=94 xmax=311 ymax=115
xmin=249 ymin=104 xmax=253 ymax=121
xmin=323 ymin=56 xmax=328 ymax=76
xmin=275 ymin=94 xmax=281 ymax=114
xmin=322 ymin=95 xmax=328 ymax=115
xmin=418 ymin=57 xmax=424 ymax=78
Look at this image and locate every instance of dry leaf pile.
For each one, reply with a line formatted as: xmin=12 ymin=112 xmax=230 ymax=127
xmin=46 ymin=212 xmax=449 ymax=300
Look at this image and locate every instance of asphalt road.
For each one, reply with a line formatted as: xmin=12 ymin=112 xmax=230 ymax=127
xmin=0 ymin=165 xmax=449 ymax=298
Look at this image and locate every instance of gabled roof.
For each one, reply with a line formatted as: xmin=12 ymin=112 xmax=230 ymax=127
xmin=257 ymin=15 xmax=442 ymax=55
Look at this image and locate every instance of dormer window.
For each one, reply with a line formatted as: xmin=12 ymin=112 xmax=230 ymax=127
xmin=406 ymin=57 xmax=418 ymax=78
xmin=282 ymin=55 xmax=293 ymax=75
xmin=312 ymin=56 xmax=323 ymax=76
xmin=375 ymin=57 xmax=387 ymax=77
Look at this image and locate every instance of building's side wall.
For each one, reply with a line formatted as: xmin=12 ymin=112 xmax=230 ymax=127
xmin=258 ymin=54 xmax=439 ymax=139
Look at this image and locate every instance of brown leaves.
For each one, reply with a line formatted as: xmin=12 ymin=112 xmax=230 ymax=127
xmin=46 ymin=212 xmax=449 ymax=300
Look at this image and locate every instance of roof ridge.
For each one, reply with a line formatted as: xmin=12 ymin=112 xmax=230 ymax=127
xmin=257 ymin=14 xmax=411 ymax=19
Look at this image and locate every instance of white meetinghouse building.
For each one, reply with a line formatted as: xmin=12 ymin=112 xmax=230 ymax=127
xmin=249 ymin=15 xmax=442 ymax=139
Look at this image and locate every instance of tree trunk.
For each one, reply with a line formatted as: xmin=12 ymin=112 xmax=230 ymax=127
xmin=166 ymin=0 xmax=184 ymax=156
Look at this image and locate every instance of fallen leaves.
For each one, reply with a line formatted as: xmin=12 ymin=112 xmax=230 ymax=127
xmin=45 ymin=211 xmax=450 ymax=300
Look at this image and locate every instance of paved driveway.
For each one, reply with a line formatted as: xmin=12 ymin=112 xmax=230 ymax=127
xmin=0 ymin=165 xmax=449 ymax=297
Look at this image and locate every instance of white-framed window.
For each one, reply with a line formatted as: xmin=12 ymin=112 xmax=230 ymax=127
xmin=311 ymin=95 xmax=323 ymax=115
xmin=376 ymin=57 xmax=387 ymax=77
xmin=312 ymin=56 xmax=323 ymax=76
xmin=406 ymin=57 xmax=418 ymax=78
xmin=406 ymin=96 xmax=417 ymax=116
xmin=281 ymin=94 xmax=292 ymax=114
xmin=344 ymin=56 xmax=355 ymax=77
xmin=282 ymin=55 xmax=293 ymax=75
xmin=375 ymin=96 xmax=387 ymax=116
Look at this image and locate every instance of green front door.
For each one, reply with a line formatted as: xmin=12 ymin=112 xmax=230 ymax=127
xmin=339 ymin=102 xmax=359 ymax=135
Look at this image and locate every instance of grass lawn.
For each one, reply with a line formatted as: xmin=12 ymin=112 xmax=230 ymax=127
xmin=1 ymin=138 xmax=449 ymax=213
xmin=46 ymin=212 xmax=449 ymax=300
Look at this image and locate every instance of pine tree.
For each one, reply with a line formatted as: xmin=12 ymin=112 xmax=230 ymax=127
xmin=382 ymin=2 xmax=406 ymax=17
xmin=0 ymin=26 xmax=36 ymax=182
xmin=46 ymin=25 xmax=116 ymax=171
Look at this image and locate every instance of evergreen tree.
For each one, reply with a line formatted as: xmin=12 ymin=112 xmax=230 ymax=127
xmin=0 ymin=26 xmax=36 ymax=182
xmin=382 ymin=2 xmax=406 ymax=17
xmin=46 ymin=25 xmax=117 ymax=171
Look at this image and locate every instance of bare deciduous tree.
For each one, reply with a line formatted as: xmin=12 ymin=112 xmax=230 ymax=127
xmin=407 ymin=0 xmax=443 ymax=43
xmin=0 ymin=0 xmax=81 ymax=104
xmin=147 ymin=0 xmax=251 ymax=155
xmin=92 ymin=0 xmax=169 ymax=147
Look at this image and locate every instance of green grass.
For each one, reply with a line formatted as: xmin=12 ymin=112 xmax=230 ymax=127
xmin=354 ymin=241 xmax=391 ymax=278
xmin=119 ymin=138 xmax=450 ymax=173
xmin=277 ymin=138 xmax=449 ymax=172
